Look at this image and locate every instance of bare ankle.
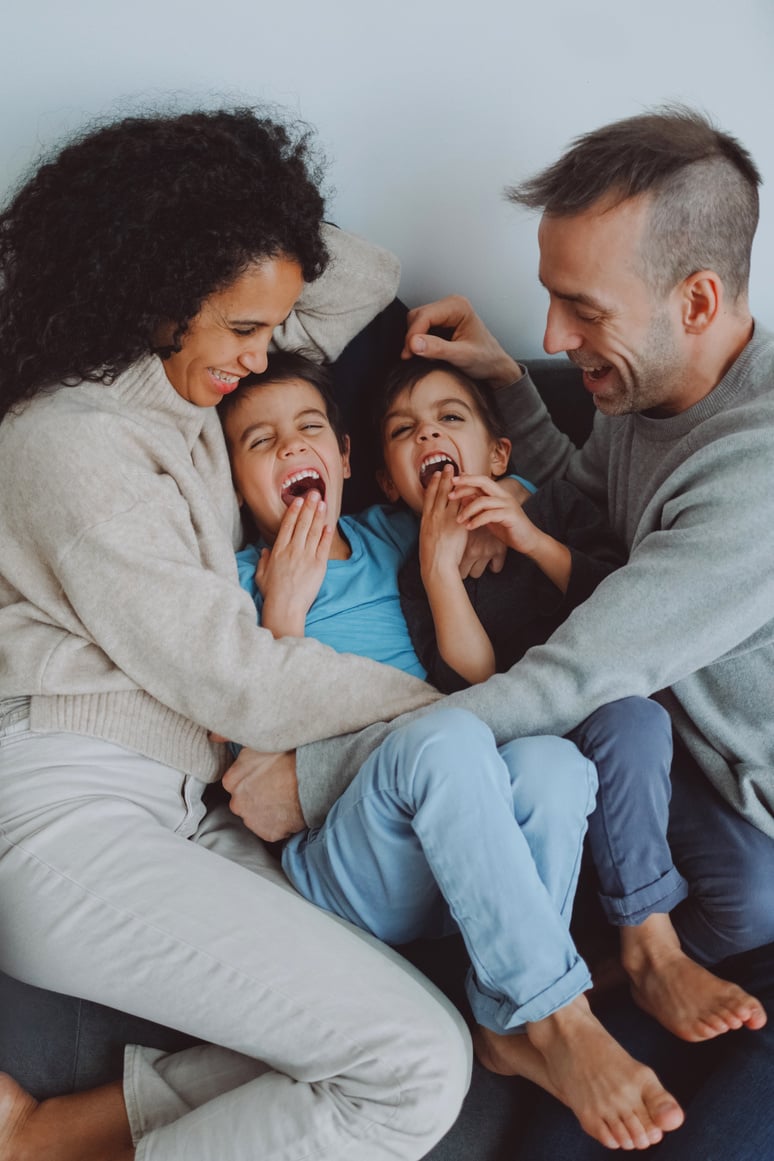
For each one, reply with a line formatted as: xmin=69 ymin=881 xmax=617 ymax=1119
xmin=0 ymin=1076 xmax=133 ymax=1161
xmin=621 ymin=913 xmax=681 ymax=977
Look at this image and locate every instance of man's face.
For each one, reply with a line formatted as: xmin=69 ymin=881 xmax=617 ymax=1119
xmin=537 ymin=194 xmax=688 ymax=416
xmin=222 ymin=378 xmax=350 ymax=544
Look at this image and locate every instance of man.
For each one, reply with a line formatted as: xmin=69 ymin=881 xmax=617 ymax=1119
xmin=398 ymin=104 xmax=773 ymax=1044
xmin=226 ymin=106 xmax=774 ymax=1155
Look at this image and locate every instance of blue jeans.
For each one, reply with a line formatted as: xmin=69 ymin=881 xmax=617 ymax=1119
xmin=568 ymin=697 xmax=689 ymax=925
xmin=571 ymin=697 xmax=774 ymax=964
xmin=283 ymin=708 xmax=597 ymax=1033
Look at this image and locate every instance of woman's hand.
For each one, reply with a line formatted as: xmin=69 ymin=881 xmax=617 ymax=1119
xmin=257 ymin=491 xmax=332 ymax=637
xmin=401 ymin=295 xmax=523 ymax=389
xmin=222 ymin=748 xmax=305 ymax=842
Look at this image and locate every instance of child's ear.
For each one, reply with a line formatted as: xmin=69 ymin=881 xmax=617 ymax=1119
xmin=377 ymin=467 xmax=400 ymax=503
xmin=490 ymin=437 xmax=512 ymax=477
xmin=341 ymin=434 xmax=352 ymax=480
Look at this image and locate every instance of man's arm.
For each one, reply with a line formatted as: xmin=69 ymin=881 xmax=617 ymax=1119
xmin=297 ymin=416 xmax=774 ymax=825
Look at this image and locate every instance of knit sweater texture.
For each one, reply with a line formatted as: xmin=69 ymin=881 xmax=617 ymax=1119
xmin=298 ymin=326 xmax=774 ymax=838
xmin=0 ymin=227 xmax=440 ymax=780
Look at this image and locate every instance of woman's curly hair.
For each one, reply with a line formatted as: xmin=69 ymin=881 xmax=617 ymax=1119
xmin=0 ymin=107 xmax=329 ymax=419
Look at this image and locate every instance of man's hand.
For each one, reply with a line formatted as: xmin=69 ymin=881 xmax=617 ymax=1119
xmin=401 ymin=295 xmax=523 ymax=389
xmin=222 ymin=748 xmax=305 ymax=842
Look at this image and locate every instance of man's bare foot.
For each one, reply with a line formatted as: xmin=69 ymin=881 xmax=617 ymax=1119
xmin=0 ymin=1072 xmax=133 ymax=1161
xmin=474 ymin=995 xmax=684 ymax=1150
xmin=621 ymin=914 xmax=768 ymax=1042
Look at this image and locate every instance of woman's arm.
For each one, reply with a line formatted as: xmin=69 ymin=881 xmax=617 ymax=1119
xmin=271 ymin=224 xmax=401 ymax=362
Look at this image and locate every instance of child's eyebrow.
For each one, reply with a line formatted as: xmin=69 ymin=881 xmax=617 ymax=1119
xmin=434 ymin=396 xmax=475 ymax=413
xmin=383 ymin=395 xmax=475 ymax=423
xmin=296 ymin=407 xmax=329 ymax=422
xmin=233 ymin=407 xmax=329 ymax=446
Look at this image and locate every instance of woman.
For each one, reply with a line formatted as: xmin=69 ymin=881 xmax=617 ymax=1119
xmin=0 ymin=108 xmax=469 ymax=1161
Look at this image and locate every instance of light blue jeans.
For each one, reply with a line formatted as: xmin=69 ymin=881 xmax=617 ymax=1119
xmin=283 ymin=708 xmax=598 ymax=1033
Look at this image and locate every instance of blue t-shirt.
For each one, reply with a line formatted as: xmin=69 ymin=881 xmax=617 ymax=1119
xmin=237 ymin=504 xmax=427 ymax=679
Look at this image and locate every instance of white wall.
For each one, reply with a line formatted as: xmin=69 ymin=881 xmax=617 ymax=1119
xmin=4 ymin=0 xmax=772 ymax=358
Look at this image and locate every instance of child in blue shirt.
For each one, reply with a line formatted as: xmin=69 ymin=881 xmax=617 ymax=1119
xmin=219 ymin=351 xmax=686 ymax=1152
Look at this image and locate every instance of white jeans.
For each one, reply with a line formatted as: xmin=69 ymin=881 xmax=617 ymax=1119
xmin=0 ymin=707 xmax=470 ymax=1160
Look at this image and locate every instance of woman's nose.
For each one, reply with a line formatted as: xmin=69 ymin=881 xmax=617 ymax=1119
xmin=238 ymin=343 xmax=270 ymax=375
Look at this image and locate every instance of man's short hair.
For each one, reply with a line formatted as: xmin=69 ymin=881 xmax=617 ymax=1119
xmin=506 ymin=105 xmax=761 ymax=302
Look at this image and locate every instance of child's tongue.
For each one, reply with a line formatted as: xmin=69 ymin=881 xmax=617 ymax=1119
xmin=420 ymin=457 xmax=459 ymax=488
xmin=281 ymin=476 xmax=325 ymax=507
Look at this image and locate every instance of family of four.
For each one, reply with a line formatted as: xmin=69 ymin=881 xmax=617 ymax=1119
xmin=0 ymin=100 xmax=771 ymax=1161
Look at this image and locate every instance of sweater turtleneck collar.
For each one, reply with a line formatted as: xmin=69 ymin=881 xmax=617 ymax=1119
xmin=114 ymin=353 xmax=213 ymax=451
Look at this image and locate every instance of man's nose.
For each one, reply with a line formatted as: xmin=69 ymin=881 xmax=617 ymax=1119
xmin=543 ymin=301 xmax=583 ymax=355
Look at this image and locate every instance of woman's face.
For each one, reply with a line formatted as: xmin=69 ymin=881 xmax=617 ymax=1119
xmin=163 ymin=257 xmax=305 ymax=408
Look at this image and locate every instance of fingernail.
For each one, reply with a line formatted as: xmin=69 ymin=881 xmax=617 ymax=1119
xmin=413 ymin=336 xmax=426 ymax=353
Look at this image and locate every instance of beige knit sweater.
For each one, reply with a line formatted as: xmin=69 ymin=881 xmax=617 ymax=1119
xmin=0 ymin=227 xmax=439 ymax=780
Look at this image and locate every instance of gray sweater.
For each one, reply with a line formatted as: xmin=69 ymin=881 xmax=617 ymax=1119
xmin=298 ymin=326 xmax=774 ymax=839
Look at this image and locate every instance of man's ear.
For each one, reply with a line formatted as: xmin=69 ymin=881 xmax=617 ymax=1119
xmin=680 ymin=271 xmax=721 ymax=334
xmin=341 ymin=434 xmax=352 ymax=480
xmin=490 ymin=437 xmax=512 ymax=477
xmin=377 ymin=467 xmax=400 ymax=502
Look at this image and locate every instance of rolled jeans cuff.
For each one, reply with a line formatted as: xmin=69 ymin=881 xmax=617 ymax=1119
xmin=468 ymin=954 xmax=592 ymax=1034
xmin=599 ymin=866 xmax=689 ymax=927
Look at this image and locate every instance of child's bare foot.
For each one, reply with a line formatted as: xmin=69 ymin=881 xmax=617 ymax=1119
xmin=474 ymin=995 xmax=684 ymax=1150
xmin=0 ymin=1072 xmax=133 ymax=1161
xmin=621 ymin=914 xmax=767 ymax=1042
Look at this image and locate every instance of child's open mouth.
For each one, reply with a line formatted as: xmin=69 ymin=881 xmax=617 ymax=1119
xmin=280 ymin=469 xmax=326 ymax=506
xmin=419 ymin=453 xmax=459 ymax=489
